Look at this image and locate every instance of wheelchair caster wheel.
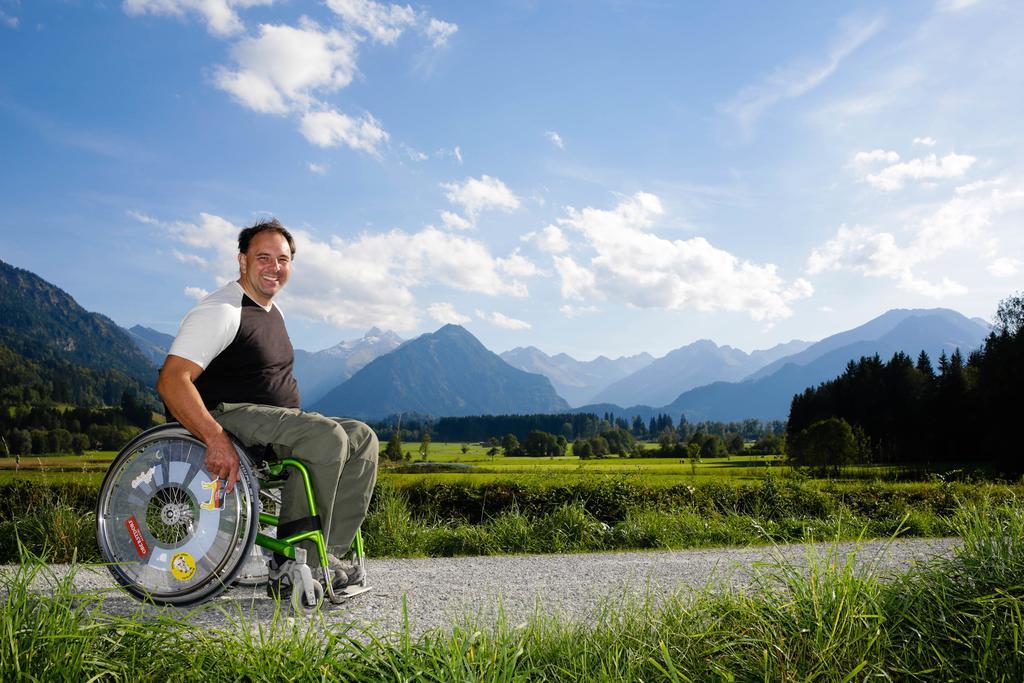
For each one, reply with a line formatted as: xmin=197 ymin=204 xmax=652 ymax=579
xmin=292 ymin=578 xmax=324 ymax=615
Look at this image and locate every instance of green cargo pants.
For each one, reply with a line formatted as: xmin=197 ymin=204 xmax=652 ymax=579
xmin=210 ymin=402 xmax=378 ymax=564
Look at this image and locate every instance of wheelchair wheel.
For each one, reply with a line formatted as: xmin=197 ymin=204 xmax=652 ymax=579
xmin=96 ymin=423 xmax=259 ymax=606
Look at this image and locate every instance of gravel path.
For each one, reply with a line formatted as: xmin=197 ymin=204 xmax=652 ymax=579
xmin=9 ymin=538 xmax=958 ymax=638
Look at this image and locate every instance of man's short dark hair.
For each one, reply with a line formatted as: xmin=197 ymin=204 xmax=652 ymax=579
xmin=238 ymin=218 xmax=296 ymax=256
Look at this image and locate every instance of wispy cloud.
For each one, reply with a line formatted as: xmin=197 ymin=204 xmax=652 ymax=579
xmin=307 ymin=162 xmax=328 ymax=174
xmin=0 ymin=8 xmax=18 ymax=28
xmin=477 ymin=310 xmax=531 ymax=330
xmin=122 ymin=0 xmax=274 ymax=37
xmin=427 ymin=302 xmax=470 ymax=324
xmin=425 ymin=17 xmax=457 ymax=47
xmin=720 ymin=15 xmax=883 ymax=136
xmin=545 ymin=130 xmax=565 ymax=149
xmin=857 ymin=151 xmax=976 ymax=191
xmin=988 ymin=257 xmax=1019 ymax=277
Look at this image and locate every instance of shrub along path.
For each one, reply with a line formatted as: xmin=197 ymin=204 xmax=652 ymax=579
xmin=18 ymin=536 xmax=956 ymax=638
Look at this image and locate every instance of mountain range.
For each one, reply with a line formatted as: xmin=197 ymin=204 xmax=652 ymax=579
xmin=588 ymin=338 xmax=813 ymax=408
xmin=0 ymin=259 xmax=994 ymax=423
xmin=662 ymin=309 xmax=989 ymax=422
xmin=312 ymin=324 xmax=570 ymax=419
xmin=293 ymin=328 xmax=404 ymax=406
xmin=499 ymin=346 xmax=654 ymax=406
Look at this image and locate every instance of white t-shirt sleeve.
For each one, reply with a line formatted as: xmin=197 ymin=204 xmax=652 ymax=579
xmin=167 ymin=287 xmax=242 ymax=370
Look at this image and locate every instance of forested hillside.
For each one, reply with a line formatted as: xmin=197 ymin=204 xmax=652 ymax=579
xmin=0 ymin=260 xmax=161 ymax=455
xmin=787 ymin=293 xmax=1024 ymax=473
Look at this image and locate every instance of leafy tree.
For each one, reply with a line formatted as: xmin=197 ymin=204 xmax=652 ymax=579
xmin=384 ymin=433 xmax=403 ymax=462
xmin=71 ymin=433 xmax=90 ymax=454
xmin=699 ymin=434 xmax=726 ymax=458
xmin=501 ymin=433 xmax=520 ymax=456
xmin=9 ymin=428 xmax=31 ymax=456
xmin=995 ymin=291 xmax=1024 ymax=335
xmin=788 ymin=417 xmax=860 ymax=474
xmin=418 ymin=432 xmax=431 ymax=461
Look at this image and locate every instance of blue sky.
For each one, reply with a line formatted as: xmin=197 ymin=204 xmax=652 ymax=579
xmin=1 ymin=0 xmax=1021 ymax=360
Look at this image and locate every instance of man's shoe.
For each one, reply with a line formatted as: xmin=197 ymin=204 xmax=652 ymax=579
xmin=322 ymin=553 xmax=365 ymax=591
xmin=266 ymin=555 xmax=364 ymax=600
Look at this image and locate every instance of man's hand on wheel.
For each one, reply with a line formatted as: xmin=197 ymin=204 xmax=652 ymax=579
xmin=204 ymin=432 xmax=241 ymax=493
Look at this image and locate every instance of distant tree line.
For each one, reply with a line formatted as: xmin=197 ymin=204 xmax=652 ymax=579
xmin=432 ymin=413 xmax=603 ymax=442
xmin=1 ymin=390 xmax=158 ymax=455
xmin=787 ymin=292 xmax=1024 ymax=474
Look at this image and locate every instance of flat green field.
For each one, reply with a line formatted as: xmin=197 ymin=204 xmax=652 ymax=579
xmin=0 ymin=442 xmax=934 ymax=487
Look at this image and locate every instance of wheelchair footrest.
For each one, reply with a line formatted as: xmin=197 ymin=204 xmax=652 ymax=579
xmin=329 ymin=583 xmax=372 ymax=603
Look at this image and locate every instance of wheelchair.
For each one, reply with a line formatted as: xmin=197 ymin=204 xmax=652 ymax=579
xmin=95 ymin=422 xmax=369 ymax=613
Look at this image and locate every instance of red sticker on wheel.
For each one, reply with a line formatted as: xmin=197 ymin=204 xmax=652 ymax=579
xmin=125 ymin=515 xmax=149 ymax=557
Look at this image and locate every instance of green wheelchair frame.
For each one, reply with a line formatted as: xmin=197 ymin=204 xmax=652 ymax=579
xmin=253 ymin=458 xmax=368 ymax=609
xmin=96 ymin=422 xmax=369 ymax=612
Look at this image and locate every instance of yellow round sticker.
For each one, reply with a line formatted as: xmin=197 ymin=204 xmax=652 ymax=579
xmin=170 ymin=552 xmax=196 ymax=581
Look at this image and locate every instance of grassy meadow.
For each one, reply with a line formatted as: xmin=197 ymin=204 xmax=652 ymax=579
xmin=0 ymin=441 xmax=935 ymax=486
xmin=0 ymin=441 xmax=1021 ymax=564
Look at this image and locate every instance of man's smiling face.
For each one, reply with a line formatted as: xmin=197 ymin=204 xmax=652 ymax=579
xmin=238 ymin=230 xmax=292 ymax=306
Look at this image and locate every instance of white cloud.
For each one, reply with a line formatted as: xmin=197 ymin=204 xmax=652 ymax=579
xmin=913 ymin=136 xmax=937 ymax=147
xmin=807 ymin=184 xmax=1024 ymax=296
xmin=553 ymin=192 xmax=812 ymax=321
xmin=988 ymin=257 xmax=1019 ymax=278
xmin=478 ymin=311 xmax=531 ymax=330
xmin=427 ymin=302 xmax=470 ymax=324
xmin=440 ymin=210 xmax=472 ymax=230
xmin=173 ymin=249 xmax=210 ymax=268
xmin=720 ymin=15 xmax=883 ymax=134
xmin=559 ymin=304 xmax=599 ymax=319
xmin=851 ymin=149 xmax=900 ymax=167
xmin=441 ymin=175 xmax=521 ymax=222
xmin=425 ymin=18 xmax=458 ymax=47
xmin=163 ymin=213 xmax=530 ymax=331
xmin=325 ymin=0 xmax=415 ymax=45
xmin=955 ymin=178 xmax=1004 ymax=195
xmin=522 ymin=225 xmax=569 ymax=254
xmin=167 ymin=212 xmax=240 ymax=268
xmin=184 ymin=286 xmax=210 ymax=300
xmin=436 ymin=146 xmax=463 ymax=164
xmin=862 ymin=152 xmax=976 ymax=191
xmin=553 ymin=255 xmax=601 ymax=301
xmin=545 ymin=130 xmax=565 ymax=149
xmin=299 ymin=109 xmax=389 ymax=153
xmin=122 ymin=0 xmax=274 ymax=37
xmin=401 ymin=144 xmax=428 ymax=161
xmin=0 ymin=9 xmax=18 ymax=28
xmin=127 ymin=209 xmax=160 ymax=225
xmin=939 ymin=0 xmax=984 ymax=11
xmin=214 ymin=20 xmax=358 ymax=115
xmin=496 ymin=250 xmax=539 ymax=278
xmin=307 ymin=162 xmax=328 ymax=174
xmin=209 ymin=18 xmax=394 ymax=154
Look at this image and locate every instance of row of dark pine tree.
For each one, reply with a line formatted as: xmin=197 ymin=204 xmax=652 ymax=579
xmin=787 ymin=294 xmax=1024 ymax=473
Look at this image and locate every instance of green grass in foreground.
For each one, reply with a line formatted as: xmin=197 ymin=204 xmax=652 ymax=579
xmin=2 ymin=503 xmax=1022 ymax=681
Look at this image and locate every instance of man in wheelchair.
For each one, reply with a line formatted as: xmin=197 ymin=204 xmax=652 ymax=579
xmin=155 ymin=218 xmax=379 ymax=600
